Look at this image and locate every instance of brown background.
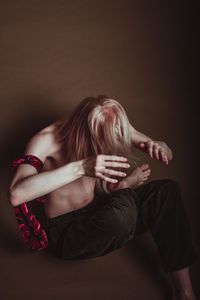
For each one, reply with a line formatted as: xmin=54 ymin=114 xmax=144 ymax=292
xmin=0 ymin=1 xmax=199 ymax=299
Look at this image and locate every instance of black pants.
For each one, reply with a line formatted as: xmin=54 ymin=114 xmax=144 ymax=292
xmin=45 ymin=178 xmax=198 ymax=272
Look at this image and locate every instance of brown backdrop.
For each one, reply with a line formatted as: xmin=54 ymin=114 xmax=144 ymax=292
xmin=0 ymin=1 xmax=199 ymax=299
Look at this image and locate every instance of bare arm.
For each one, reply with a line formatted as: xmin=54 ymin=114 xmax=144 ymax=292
xmin=9 ymin=133 xmax=130 ymax=207
xmin=129 ymin=123 xmax=173 ymax=161
xmin=9 ymin=133 xmax=84 ymax=207
xmin=129 ymin=125 xmax=153 ymax=145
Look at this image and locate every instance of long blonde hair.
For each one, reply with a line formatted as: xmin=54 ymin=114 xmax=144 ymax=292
xmin=56 ymin=95 xmax=140 ymax=175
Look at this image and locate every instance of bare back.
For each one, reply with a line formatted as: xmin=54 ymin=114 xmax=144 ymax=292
xmin=38 ymin=121 xmax=97 ymax=218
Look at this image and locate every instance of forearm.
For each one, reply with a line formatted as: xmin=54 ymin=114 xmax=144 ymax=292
xmin=131 ymin=129 xmax=153 ymax=146
xmin=10 ymin=160 xmax=84 ymax=207
xmin=130 ymin=127 xmax=173 ymax=160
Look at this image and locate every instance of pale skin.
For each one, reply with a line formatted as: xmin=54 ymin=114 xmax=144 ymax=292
xmin=8 ymin=120 xmax=197 ymax=300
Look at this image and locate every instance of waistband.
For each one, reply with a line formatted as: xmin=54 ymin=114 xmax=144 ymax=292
xmin=46 ymin=188 xmax=135 ymax=226
xmin=46 ymin=196 xmax=100 ymax=226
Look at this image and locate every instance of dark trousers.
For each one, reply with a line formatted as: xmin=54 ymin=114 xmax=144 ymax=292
xmin=45 ymin=178 xmax=198 ymax=272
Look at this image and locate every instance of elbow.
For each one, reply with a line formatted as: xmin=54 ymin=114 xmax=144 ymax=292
xmin=8 ymin=187 xmax=22 ymax=207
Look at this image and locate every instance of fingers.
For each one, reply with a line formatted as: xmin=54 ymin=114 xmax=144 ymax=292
xmin=101 ymin=155 xmax=128 ymax=161
xmin=96 ymin=165 xmax=128 ymax=182
xmin=160 ymin=150 xmax=169 ymax=165
xmin=104 ymin=161 xmax=130 ymax=168
xmin=150 ymin=142 xmax=161 ymax=160
xmin=153 ymin=144 xmax=160 ymax=160
xmin=146 ymin=141 xmax=169 ymax=165
xmin=164 ymin=153 xmax=168 ymax=165
xmin=95 ymin=172 xmax=118 ymax=183
xmin=102 ymin=168 xmax=127 ymax=177
xmin=94 ymin=155 xmax=131 ymax=182
xmin=147 ymin=141 xmax=154 ymax=158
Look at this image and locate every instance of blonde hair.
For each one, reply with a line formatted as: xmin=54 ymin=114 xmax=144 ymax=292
xmin=56 ymin=95 xmax=140 ymax=176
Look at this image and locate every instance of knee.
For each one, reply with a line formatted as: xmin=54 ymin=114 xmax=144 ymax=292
xmin=160 ymin=178 xmax=181 ymax=193
xmin=158 ymin=178 xmax=182 ymax=208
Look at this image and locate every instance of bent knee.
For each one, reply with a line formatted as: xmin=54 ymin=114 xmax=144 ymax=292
xmin=158 ymin=178 xmax=182 ymax=209
xmin=160 ymin=178 xmax=181 ymax=192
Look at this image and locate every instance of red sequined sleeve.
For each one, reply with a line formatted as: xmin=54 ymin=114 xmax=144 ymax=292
xmin=12 ymin=154 xmax=48 ymax=251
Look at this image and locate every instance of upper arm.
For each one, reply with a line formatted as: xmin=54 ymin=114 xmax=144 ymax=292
xmin=129 ymin=122 xmax=136 ymax=131
xmin=129 ymin=121 xmax=153 ymax=146
xmin=128 ymin=122 xmax=140 ymax=145
xmin=9 ymin=132 xmax=52 ymax=192
xmin=129 ymin=122 xmax=138 ymax=137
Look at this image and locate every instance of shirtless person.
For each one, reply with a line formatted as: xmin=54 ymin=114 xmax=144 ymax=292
xmin=8 ymin=95 xmax=198 ymax=300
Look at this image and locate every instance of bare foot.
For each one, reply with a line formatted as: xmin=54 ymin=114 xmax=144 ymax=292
xmin=126 ymin=163 xmax=151 ymax=188
xmin=171 ymin=290 xmax=197 ymax=300
xmin=107 ymin=163 xmax=151 ymax=192
xmin=169 ymin=267 xmax=198 ymax=300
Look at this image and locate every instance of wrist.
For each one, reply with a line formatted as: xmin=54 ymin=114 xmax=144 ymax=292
xmin=135 ymin=139 xmax=153 ymax=150
xmin=74 ymin=160 xmax=85 ymax=177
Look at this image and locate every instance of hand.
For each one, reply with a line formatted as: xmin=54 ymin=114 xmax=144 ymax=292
xmin=82 ymin=154 xmax=130 ymax=183
xmin=138 ymin=140 xmax=169 ymax=165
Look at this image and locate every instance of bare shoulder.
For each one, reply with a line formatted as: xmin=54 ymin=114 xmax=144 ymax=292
xmin=24 ymin=121 xmax=61 ymax=163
